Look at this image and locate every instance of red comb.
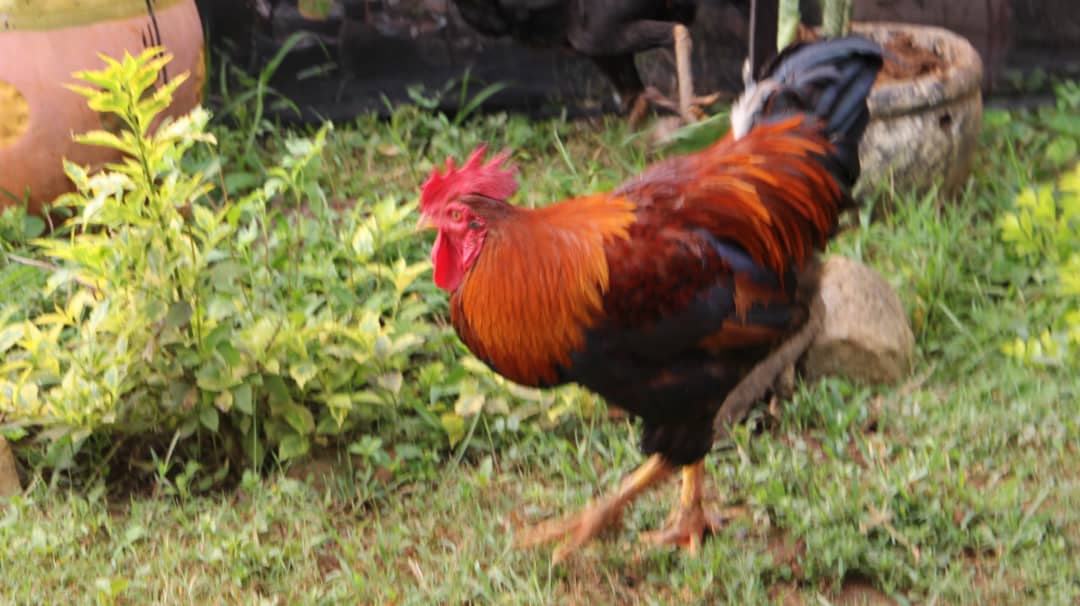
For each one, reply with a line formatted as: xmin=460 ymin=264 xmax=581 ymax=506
xmin=420 ymin=145 xmax=518 ymax=213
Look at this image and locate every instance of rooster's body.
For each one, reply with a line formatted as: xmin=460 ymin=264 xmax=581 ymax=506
xmin=419 ymin=36 xmax=883 ymax=561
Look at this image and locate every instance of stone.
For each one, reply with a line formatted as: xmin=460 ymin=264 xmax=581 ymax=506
xmin=0 ymin=436 xmax=21 ymax=499
xmin=854 ymin=22 xmax=984 ymax=198
xmin=802 ymin=257 xmax=915 ymax=386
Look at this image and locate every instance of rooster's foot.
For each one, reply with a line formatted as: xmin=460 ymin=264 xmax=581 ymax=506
xmin=639 ymin=461 xmax=742 ymax=555
xmin=516 ymin=454 xmax=673 ymax=563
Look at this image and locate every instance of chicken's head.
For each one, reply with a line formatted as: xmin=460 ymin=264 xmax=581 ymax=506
xmin=418 ymin=145 xmax=518 ymax=291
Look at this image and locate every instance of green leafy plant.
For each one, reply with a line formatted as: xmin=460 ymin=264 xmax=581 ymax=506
xmin=0 ymin=47 xmax=591 ymax=482
xmin=998 ymin=162 xmax=1080 ymax=367
xmin=983 ymin=81 xmax=1080 ymax=180
xmin=820 ymin=0 xmax=855 ymax=38
xmin=0 ymin=49 xmax=426 ymax=473
xmin=779 ymin=0 xmax=854 ymax=49
xmin=0 ymin=205 xmax=46 ymax=251
xmin=404 ymin=68 xmax=510 ymax=129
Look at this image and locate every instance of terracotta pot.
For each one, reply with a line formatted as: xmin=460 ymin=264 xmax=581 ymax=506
xmin=852 ymin=22 xmax=985 ymax=197
xmin=0 ymin=0 xmax=205 ymax=215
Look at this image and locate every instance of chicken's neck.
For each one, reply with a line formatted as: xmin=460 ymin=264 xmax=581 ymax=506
xmin=449 ymin=194 xmax=637 ymax=386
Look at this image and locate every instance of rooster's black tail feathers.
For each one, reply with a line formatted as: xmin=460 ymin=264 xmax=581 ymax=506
xmin=731 ymin=35 xmax=884 ymax=189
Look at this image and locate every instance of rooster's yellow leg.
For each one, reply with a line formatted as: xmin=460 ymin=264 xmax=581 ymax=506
xmin=516 ymin=454 xmax=673 ymax=563
xmin=639 ymin=460 xmax=731 ymax=555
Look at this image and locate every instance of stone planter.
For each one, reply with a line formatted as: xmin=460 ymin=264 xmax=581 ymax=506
xmin=853 ymin=22 xmax=984 ymax=197
xmin=0 ymin=0 xmax=205 ymax=216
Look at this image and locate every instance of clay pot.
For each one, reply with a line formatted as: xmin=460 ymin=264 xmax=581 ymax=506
xmin=0 ymin=0 xmax=205 ymax=216
xmin=853 ymin=22 xmax=985 ymax=197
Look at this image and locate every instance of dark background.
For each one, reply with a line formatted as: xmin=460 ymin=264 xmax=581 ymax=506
xmin=195 ymin=0 xmax=1080 ymax=123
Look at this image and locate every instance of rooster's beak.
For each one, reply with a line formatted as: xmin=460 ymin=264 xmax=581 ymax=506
xmin=415 ymin=214 xmax=436 ymax=231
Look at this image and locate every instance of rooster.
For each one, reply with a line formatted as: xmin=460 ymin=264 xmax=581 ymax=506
xmin=417 ymin=35 xmax=883 ymax=562
xmin=451 ymin=0 xmax=721 ymax=123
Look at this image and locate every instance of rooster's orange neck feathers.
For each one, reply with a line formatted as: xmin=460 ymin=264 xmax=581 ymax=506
xmin=451 ymin=195 xmax=636 ymax=386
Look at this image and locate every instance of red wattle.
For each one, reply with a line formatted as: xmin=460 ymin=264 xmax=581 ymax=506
xmin=432 ymin=231 xmax=464 ymax=291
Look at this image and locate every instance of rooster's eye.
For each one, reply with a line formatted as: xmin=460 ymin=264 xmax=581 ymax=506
xmin=450 ymin=210 xmax=463 ymax=221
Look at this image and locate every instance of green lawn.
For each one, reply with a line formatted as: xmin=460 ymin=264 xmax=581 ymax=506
xmin=2 ymin=86 xmax=1079 ymax=604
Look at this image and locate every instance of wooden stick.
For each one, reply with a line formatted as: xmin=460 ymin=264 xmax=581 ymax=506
xmin=673 ymin=24 xmax=696 ymax=123
xmin=6 ymin=253 xmax=100 ymax=293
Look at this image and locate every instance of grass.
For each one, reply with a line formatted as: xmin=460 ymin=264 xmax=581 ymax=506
xmin=2 ymin=96 xmax=1079 ymax=604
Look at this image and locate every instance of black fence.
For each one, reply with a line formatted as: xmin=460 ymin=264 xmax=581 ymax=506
xmin=197 ymin=0 xmax=1080 ymax=123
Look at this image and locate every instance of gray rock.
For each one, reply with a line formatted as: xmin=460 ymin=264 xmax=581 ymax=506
xmin=0 ymin=436 xmax=20 ymax=499
xmin=802 ymin=256 xmax=915 ymax=385
xmin=854 ymin=22 xmax=984 ymax=198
